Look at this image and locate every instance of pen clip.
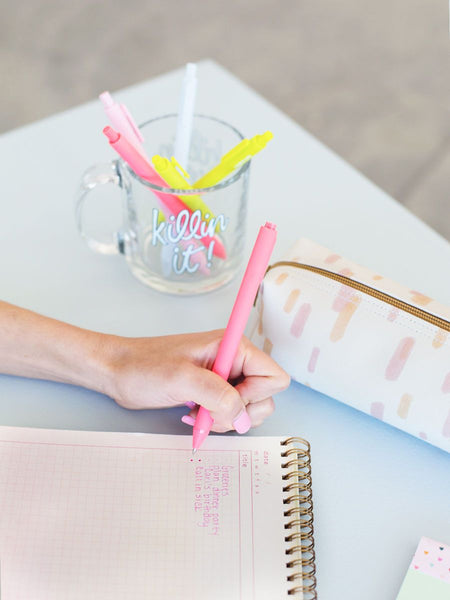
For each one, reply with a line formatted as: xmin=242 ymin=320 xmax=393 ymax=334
xmin=120 ymin=104 xmax=144 ymax=144
xmin=170 ymin=157 xmax=190 ymax=180
xmin=221 ymin=139 xmax=250 ymax=165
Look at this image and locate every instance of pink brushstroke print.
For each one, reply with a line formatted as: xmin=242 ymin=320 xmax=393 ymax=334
xmin=385 ymin=337 xmax=415 ymax=381
xmin=370 ymin=402 xmax=384 ymax=420
xmin=442 ymin=372 xmax=450 ymax=394
xmin=290 ymin=303 xmax=312 ymax=338
xmin=307 ymin=347 xmax=320 ymax=373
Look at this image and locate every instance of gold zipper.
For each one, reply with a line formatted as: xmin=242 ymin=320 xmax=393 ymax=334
xmin=266 ymin=261 xmax=450 ymax=332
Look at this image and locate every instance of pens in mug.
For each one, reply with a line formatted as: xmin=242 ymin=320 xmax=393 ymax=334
xmin=103 ymin=126 xmax=226 ymax=260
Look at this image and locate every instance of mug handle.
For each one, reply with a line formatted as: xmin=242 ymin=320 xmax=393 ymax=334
xmin=75 ymin=160 xmax=127 ymax=255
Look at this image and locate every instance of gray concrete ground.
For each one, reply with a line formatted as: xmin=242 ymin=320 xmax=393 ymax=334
xmin=1 ymin=0 xmax=449 ymax=239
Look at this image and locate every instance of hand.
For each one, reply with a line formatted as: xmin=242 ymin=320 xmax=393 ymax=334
xmin=103 ymin=330 xmax=290 ymax=433
xmin=0 ymin=302 xmax=289 ymax=434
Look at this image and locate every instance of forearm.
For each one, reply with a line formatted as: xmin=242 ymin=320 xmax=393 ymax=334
xmin=0 ymin=301 xmax=111 ymax=394
xmin=0 ymin=302 xmax=289 ymax=432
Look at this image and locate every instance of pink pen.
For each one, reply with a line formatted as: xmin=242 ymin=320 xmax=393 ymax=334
xmin=103 ymin=126 xmax=226 ymax=260
xmin=100 ymin=91 xmax=147 ymax=158
xmin=192 ymin=222 xmax=277 ymax=453
xmin=103 ymin=126 xmax=209 ymax=274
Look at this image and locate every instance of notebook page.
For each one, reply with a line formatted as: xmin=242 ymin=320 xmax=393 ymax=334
xmin=0 ymin=427 xmax=293 ymax=600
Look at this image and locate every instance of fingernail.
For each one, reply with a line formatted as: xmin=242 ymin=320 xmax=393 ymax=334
xmin=233 ymin=410 xmax=251 ymax=434
xmin=184 ymin=401 xmax=196 ymax=409
xmin=181 ymin=415 xmax=196 ymax=427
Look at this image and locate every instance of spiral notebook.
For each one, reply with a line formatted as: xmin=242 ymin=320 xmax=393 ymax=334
xmin=0 ymin=427 xmax=316 ymax=599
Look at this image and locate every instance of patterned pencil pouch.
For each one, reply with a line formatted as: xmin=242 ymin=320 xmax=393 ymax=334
xmin=251 ymin=238 xmax=450 ymax=452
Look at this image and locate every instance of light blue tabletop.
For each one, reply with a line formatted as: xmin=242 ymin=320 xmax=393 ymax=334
xmin=0 ymin=60 xmax=449 ymax=599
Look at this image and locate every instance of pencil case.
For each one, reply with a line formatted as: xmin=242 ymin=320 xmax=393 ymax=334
xmin=251 ymin=238 xmax=450 ymax=453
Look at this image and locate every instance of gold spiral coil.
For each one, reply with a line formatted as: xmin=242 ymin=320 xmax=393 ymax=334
xmin=285 ymin=515 xmax=314 ymax=530
xmin=288 ymin=563 xmax=316 ymax=581
xmin=281 ymin=437 xmax=311 ymax=450
xmin=283 ymin=466 xmax=311 ymax=481
xmin=281 ymin=438 xmax=316 ymax=598
xmin=282 ymin=446 xmax=310 ymax=458
xmin=285 ymin=530 xmax=313 ymax=543
xmin=284 ymin=504 xmax=313 ymax=517
xmin=286 ymin=555 xmax=316 ymax=569
xmin=287 ymin=576 xmax=317 ymax=598
xmin=283 ymin=480 xmax=312 ymax=493
xmin=282 ymin=458 xmax=309 ymax=469
xmin=283 ymin=490 xmax=312 ymax=504
xmin=285 ymin=539 xmax=315 ymax=554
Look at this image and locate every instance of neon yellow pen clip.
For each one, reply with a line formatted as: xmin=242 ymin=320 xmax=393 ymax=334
xmin=152 ymin=155 xmax=217 ymax=224
xmin=193 ymin=131 xmax=273 ymax=188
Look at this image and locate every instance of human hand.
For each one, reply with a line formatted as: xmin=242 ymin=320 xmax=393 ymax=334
xmin=102 ymin=330 xmax=290 ymax=433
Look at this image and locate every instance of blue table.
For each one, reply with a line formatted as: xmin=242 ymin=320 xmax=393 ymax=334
xmin=1 ymin=60 xmax=449 ymax=599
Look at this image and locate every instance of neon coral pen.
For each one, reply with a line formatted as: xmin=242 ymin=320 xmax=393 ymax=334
xmin=192 ymin=222 xmax=277 ymax=453
xmin=103 ymin=126 xmax=226 ymax=260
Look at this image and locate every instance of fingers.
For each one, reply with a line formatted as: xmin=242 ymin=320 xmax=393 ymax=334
xmin=181 ymin=364 xmax=246 ymax=431
xmin=246 ymin=396 xmax=275 ymax=427
xmin=179 ymin=335 xmax=288 ymax=434
xmin=231 ymin=338 xmax=290 ymax=403
xmin=181 ymin=397 xmax=275 ymax=432
xmin=181 ymin=414 xmax=196 ymax=426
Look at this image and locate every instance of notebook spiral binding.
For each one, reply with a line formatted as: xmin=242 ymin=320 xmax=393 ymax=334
xmin=281 ymin=437 xmax=317 ymax=598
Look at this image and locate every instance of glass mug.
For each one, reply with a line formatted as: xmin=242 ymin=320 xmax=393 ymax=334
xmin=76 ymin=115 xmax=250 ymax=295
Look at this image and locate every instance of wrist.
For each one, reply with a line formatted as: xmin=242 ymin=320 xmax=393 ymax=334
xmin=72 ymin=331 xmax=120 ymax=397
xmin=91 ymin=333 xmax=147 ymax=401
xmin=33 ymin=325 xmax=116 ymax=397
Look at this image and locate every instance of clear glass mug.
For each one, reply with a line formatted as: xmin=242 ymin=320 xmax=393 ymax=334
xmin=76 ymin=115 xmax=250 ymax=295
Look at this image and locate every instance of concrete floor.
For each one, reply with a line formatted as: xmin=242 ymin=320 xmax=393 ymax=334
xmin=1 ymin=0 xmax=449 ymax=239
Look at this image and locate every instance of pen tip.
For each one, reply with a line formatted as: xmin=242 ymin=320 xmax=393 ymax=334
xmin=192 ymin=448 xmax=197 ymax=456
xmin=103 ymin=126 xmax=119 ymax=144
xmin=186 ymin=63 xmax=197 ymax=76
xmin=99 ymin=91 xmax=113 ymax=108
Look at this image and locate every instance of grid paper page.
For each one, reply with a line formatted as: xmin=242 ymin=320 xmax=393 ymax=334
xmin=0 ymin=427 xmax=292 ymax=600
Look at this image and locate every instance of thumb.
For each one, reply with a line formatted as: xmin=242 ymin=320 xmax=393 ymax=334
xmin=185 ymin=365 xmax=250 ymax=433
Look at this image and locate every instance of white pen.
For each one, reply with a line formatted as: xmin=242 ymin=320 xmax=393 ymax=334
xmin=173 ymin=63 xmax=198 ymax=169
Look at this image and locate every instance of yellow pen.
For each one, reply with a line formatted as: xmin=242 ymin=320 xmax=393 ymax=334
xmin=193 ymin=131 xmax=273 ymax=188
xmin=152 ymin=156 xmax=217 ymax=224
